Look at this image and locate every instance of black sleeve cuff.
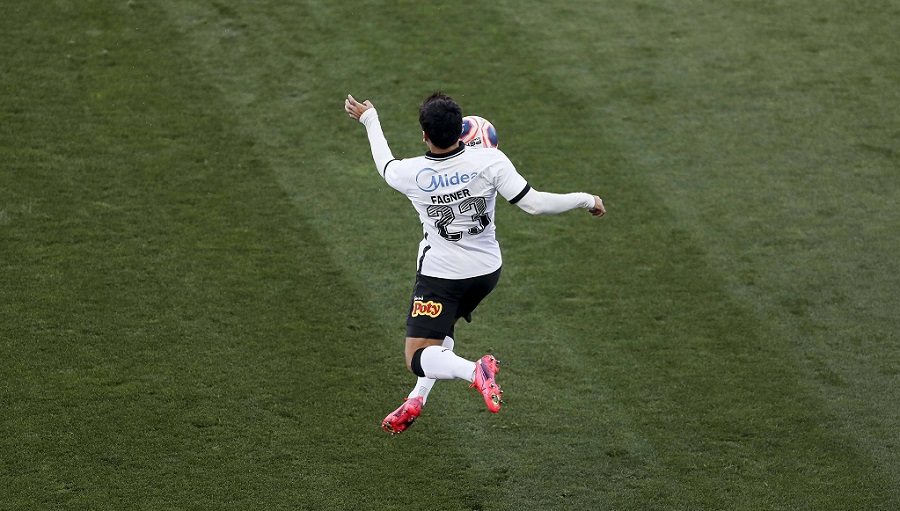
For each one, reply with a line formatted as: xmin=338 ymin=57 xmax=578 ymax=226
xmin=509 ymin=184 xmax=532 ymax=204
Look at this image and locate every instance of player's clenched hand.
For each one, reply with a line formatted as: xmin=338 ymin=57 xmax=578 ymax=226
xmin=344 ymin=94 xmax=373 ymax=121
xmin=589 ymin=195 xmax=606 ymax=217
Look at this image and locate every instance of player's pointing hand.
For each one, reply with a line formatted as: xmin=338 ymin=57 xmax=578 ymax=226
xmin=345 ymin=94 xmax=373 ymax=121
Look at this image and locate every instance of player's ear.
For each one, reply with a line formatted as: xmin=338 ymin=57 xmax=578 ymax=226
xmin=422 ymin=131 xmax=428 ymax=142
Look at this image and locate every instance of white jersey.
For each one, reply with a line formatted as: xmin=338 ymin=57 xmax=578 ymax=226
xmin=358 ymin=107 xmax=594 ymax=280
xmin=382 ymin=144 xmax=530 ymax=279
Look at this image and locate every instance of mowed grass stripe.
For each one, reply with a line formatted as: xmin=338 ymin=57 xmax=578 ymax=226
xmin=0 ymin=2 xmax=478 ymax=509
xmin=609 ymin=1 xmax=900 ymax=493
xmin=498 ymin=1 xmax=899 ymax=508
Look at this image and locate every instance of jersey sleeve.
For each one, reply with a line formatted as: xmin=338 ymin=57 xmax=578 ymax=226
xmin=514 ymin=189 xmax=595 ymax=215
xmin=488 ymin=151 xmax=531 ymax=203
xmin=382 ymin=161 xmax=409 ymax=193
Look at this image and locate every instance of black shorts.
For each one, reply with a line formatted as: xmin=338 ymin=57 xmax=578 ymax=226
xmin=406 ymin=267 xmax=502 ymax=340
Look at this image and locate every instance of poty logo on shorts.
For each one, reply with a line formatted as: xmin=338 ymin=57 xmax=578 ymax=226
xmin=416 ymin=168 xmax=477 ymax=193
xmin=412 ymin=300 xmax=443 ymax=318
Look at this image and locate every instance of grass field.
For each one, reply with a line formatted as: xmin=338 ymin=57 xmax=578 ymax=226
xmin=2 ymin=1 xmax=898 ymax=509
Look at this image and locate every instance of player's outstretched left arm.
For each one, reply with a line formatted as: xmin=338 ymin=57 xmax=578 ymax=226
xmin=515 ymin=189 xmax=606 ymax=218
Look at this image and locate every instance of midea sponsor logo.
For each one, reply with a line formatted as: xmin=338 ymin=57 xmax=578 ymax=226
xmin=416 ymin=168 xmax=477 ymax=193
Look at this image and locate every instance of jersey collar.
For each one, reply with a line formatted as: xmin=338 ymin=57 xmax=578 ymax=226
xmin=425 ymin=142 xmax=466 ymax=161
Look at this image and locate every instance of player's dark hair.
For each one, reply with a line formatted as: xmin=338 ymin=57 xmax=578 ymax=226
xmin=419 ymin=92 xmax=463 ymax=150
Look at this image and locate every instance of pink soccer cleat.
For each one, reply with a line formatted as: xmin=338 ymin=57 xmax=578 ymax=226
xmin=470 ymin=355 xmax=503 ymax=413
xmin=381 ymin=396 xmax=424 ymax=435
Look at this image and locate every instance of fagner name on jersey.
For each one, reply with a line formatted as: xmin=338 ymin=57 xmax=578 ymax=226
xmin=431 ymin=188 xmax=471 ymax=204
xmin=416 ymin=168 xmax=479 ymax=193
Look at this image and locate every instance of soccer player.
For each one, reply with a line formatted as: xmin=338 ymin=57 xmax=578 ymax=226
xmin=344 ymin=92 xmax=605 ymax=434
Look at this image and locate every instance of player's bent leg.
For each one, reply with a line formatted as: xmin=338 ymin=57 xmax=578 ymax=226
xmin=410 ymin=342 xmax=477 ymax=381
xmin=409 ymin=344 xmax=503 ymax=413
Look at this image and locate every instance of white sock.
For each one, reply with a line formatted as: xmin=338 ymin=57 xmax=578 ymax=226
xmin=407 ymin=336 xmax=455 ymax=403
xmin=418 ymin=345 xmax=476 ymax=383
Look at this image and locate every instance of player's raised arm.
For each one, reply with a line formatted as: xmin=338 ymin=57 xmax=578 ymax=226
xmin=344 ymin=94 xmax=397 ymax=178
